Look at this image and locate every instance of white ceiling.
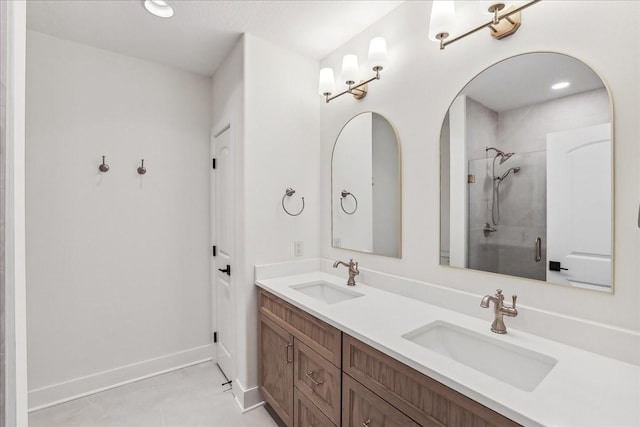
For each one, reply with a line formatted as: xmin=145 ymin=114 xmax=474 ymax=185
xmin=462 ymin=53 xmax=606 ymax=112
xmin=26 ymin=0 xmax=405 ymax=77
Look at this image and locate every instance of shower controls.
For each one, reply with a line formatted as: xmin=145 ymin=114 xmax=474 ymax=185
xmin=483 ymin=223 xmax=497 ymax=236
xmin=549 ymin=261 xmax=568 ymax=272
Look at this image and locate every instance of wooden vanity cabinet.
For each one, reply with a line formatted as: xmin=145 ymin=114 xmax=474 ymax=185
xmin=259 ymin=289 xmax=342 ymax=427
xmin=343 ymin=335 xmax=520 ymax=427
xmin=258 ymin=288 xmax=519 ymax=427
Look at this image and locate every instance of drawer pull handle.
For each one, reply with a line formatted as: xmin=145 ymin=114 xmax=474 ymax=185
xmin=362 ymin=420 xmax=371 ymax=427
xmin=285 ymin=343 xmax=293 ymax=364
xmin=305 ymin=370 xmax=323 ymax=386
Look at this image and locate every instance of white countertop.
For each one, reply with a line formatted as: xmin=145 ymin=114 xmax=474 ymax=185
xmin=256 ymin=271 xmax=640 ymax=427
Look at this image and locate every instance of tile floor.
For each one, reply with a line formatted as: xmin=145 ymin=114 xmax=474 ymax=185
xmin=29 ymin=362 xmax=279 ymax=427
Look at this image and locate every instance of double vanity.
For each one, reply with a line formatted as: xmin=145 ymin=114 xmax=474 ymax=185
xmin=256 ymin=261 xmax=639 ymax=427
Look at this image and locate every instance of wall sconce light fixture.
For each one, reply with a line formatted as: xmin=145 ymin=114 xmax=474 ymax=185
xmin=429 ymin=0 xmax=541 ymax=50
xmin=319 ymin=37 xmax=388 ymax=103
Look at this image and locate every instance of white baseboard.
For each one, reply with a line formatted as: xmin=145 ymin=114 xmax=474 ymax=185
xmin=28 ymin=344 xmax=213 ymax=411
xmin=232 ymin=378 xmax=264 ymax=413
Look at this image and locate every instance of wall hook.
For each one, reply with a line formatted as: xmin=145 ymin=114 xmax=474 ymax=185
xmin=99 ymin=155 xmax=110 ymax=173
xmin=340 ymin=190 xmax=358 ymax=215
xmin=282 ymin=187 xmax=305 ymax=216
xmin=137 ymin=159 xmax=146 ymax=175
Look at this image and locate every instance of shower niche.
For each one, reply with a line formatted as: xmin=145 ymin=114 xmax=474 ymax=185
xmin=439 ymin=52 xmax=613 ymax=292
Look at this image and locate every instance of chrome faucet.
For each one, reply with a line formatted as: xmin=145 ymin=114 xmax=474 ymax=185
xmin=333 ymin=259 xmax=359 ymax=286
xmin=480 ymin=289 xmax=518 ymax=334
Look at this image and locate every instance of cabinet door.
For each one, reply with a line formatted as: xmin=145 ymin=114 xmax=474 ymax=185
xmin=343 ymin=374 xmax=421 ymax=427
xmin=260 ymin=314 xmax=294 ymax=426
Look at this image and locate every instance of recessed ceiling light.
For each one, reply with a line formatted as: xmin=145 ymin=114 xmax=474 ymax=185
xmin=144 ymin=0 xmax=174 ymax=18
xmin=551 ymin=81 xmax=570 ymax=90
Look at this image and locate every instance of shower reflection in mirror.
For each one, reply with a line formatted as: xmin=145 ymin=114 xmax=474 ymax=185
xmin=440 ymin=52 xmax=612 ymax=292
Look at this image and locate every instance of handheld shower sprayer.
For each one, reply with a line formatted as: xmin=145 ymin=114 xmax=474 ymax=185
xmin=495 ymin=166 xmax=521 ymax=182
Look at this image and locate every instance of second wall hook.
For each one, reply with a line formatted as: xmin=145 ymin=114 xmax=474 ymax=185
xmin=99 ymin=155 xmax=110 ymax=173
xmin=137 ymin=159 xmax=146 ymax=175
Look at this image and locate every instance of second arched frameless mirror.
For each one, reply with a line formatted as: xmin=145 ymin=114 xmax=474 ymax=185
xmin=332 ymin=112 xmax=401 ymax=258
xmin=440 ymin=52 xmax=613 ymax=293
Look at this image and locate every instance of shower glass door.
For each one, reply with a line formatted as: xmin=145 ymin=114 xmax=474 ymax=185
xmin=467 ymin=150 xmax=546 ymax=281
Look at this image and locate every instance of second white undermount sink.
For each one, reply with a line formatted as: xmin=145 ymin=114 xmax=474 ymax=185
xmin=290 ymin=281 xmax=364 ymax=304
xmin=402 ymin=321 xmax=557 ymax=392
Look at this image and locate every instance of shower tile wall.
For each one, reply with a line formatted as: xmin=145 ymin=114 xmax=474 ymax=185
xmin=466 ymin=88 xmax=609 ymax=281
xmin=498 ymin=88 xmax=610 ymax=153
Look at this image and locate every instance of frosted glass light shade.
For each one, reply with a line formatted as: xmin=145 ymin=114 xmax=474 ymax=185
xmin=341 ymin=54 xmax=359 ymax=84
xmin=368 ymin=37 xmax=388 ymax=71
xmin=428 ymin=1 xmax=456 ymax=41
xmin=319 ymin=68 xmax=336 ymax=95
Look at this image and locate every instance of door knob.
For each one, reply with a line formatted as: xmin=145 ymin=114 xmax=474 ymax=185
xmin=218 ymin=264 xmax=231 ymax=276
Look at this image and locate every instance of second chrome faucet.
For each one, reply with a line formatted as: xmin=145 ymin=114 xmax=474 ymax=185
xmin=481 ymin=289 xmax=518 ymax=334
xmin=333 ymin=259 xmax=359 ymax=286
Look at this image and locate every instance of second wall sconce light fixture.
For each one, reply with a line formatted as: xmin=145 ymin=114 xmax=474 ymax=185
xmin=319 ymin=37 xmax=388 ymax=103
xmin=429 ymin=0 xmax=541 ymax=50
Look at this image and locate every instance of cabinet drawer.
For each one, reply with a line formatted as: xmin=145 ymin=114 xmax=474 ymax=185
xmin=294 ymin=339 xmax=341 ymax=425
xmin=343 ymin=373 xmax=421 ymax=427
xmin=259 ymin=289 xmax=342 ymax=367
xmin=343 ymin=335 xmax=520 ymax=427
xmin=294 ymin=387 xmax=336 ymax=427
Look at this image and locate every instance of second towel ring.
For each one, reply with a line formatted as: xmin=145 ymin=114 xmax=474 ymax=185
xmin=340 ymin=190 xmax=358 ymax=215
xmin=282 ymin=187 xmax=305 ymax=216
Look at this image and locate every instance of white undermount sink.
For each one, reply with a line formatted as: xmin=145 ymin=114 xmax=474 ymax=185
xmin=402 ymin=321 xmax=557 ymax=392
xmin=290 ymin=281 xmax=364 ymax=305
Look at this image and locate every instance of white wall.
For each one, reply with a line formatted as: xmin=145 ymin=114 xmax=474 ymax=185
xmin=320 ymin=1 xmax=640 ymax=359
xmin=211 ymin=33 xmax=320 ymax=410
xmin=3 ymin=1 xmax=28 ymax=424
xmin=242 ymin=33 xmax=320 ymax=408
xmin=25 ymin=31 xmax=212 ymax=408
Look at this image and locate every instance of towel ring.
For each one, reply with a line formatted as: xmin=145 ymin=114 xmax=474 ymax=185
xmin=340 ymin=190 xmax=358 ymax=215
xmin=282 ymin=187 xmax=305 ymax=216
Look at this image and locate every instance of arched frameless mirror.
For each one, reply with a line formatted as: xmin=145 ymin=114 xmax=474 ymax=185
xmin=440 ymin=52 xmax=613 ymax=293
xmin=332 ymin=112 xmax=401 ymax=258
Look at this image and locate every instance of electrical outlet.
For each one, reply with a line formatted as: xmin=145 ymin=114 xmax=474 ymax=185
xmin=294 ymin=241 xmax=304 ymax=257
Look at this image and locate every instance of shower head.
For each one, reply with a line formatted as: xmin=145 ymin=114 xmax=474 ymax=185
xmin=496 ymin=166 xmax=521 ymax=181
xmin=499 ymin=152 xmax=515 ymax=164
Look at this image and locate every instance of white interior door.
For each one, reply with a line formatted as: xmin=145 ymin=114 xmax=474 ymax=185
xmin=547 ymin=123 xmax=612 ymax=290
xmin=211 ymin=124 xmax=235 ymax=380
